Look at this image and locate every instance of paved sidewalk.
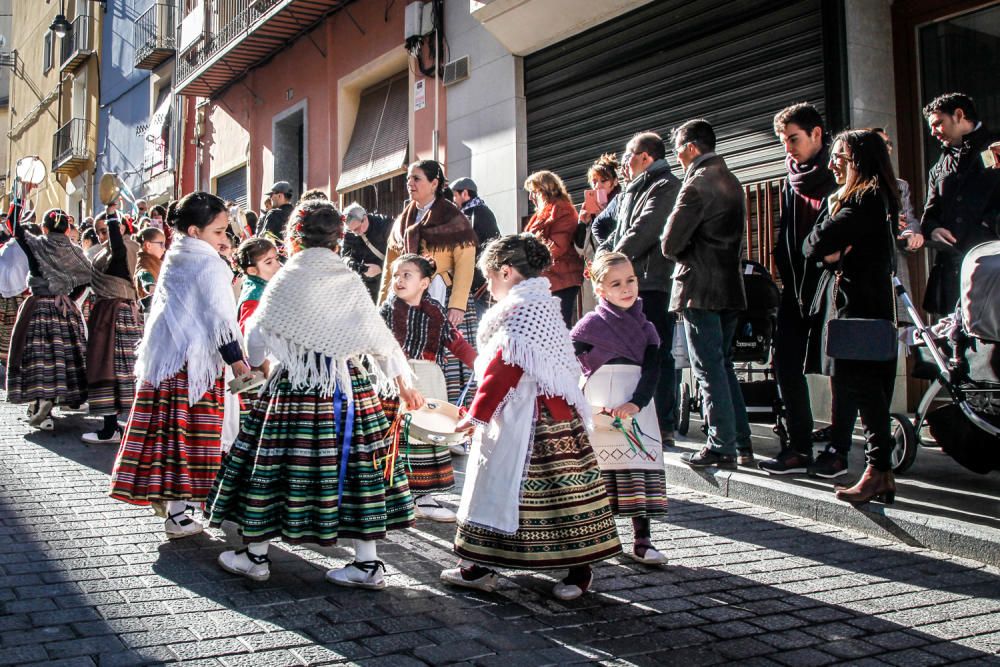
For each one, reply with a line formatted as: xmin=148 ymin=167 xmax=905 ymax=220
xmin=1 ymin=399 xmax=1000 ymax=666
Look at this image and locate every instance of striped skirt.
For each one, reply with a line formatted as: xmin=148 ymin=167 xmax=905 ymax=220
xmin=441 ymin=290 xmax=478 ymax=408
xmin=5 ymin=295 xmax=88 ymax=406
xmin=601 ymin=469 xmax=667 ymax=517
xmin=380 ymin=360 xmax=454 ymax=494
xmin=87 ymin=301 xmax=142 ymax=417
xmin=0 ymin=295 xmax=23 ymax=361
xmin=109 ymin=370 xmax=225 ymax=505
xmin=454 ymin=406 xmax=622 ymax=569
xmin=205 ymin=363 xmax=415 ymax=546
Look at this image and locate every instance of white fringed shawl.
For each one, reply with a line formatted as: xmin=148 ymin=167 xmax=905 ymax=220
xmin=474 ymin=276 xmax=590 ymax=423
xmin=247 ymin=247 xmax=408 ymax=399
xmin=134 ymin=235 xmax=243 ymax=405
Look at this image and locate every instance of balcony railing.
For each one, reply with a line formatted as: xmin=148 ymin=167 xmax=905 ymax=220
xmin=175 ymin=0 xmax=346 ymax=97
xmin=61 ymin=15 xmax=95 ymax=72
xmin=52 ymin=118 xmax=93 ymax=174
xmin=135 ymin=2 xmax=177 ymax=69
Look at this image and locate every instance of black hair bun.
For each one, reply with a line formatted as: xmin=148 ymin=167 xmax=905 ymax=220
xmin=520 ymin=233 xmax=552 ymax=272
xmin=291 ymin=200 xmax=344 ymax=250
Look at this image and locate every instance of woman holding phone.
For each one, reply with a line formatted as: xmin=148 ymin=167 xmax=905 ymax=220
xmin=580 ymin=154 xmax=623 ymax=248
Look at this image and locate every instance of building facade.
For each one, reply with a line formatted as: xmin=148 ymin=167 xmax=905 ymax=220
xmin=6 ymin=0 xmax=102 ymax=219
xmin=95 ymin=0 xmax=178 ymax=214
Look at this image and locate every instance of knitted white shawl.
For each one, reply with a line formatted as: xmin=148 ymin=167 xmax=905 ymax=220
xmin=475 ymin=277 xmax=590 ymax=423
xmin=248 ymin=247 xmax=408 ymax=398
xmin=134 ymin=235 xmax=243 ymax=405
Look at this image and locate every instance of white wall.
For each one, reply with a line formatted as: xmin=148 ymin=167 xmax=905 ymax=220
xmin=444 ymin=1 xmax=526 ymax=233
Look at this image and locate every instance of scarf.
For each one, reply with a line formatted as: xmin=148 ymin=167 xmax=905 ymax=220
xmin=786 ymin=142 xmax=837 ymax=199
xmin=134 ymin=235 xmax=243 ymax=405
xmin=91 ymin=237 xmax=140 ymax=301
xmin=475 ymin=277 xmax=589 ymax=421
xmin=383 ymin=293 xmax=452 ymax=361
xmin=460 ymin=196 xmax=485 ymax=213
xmin=22 ymin=232 xmax=92 ymax=296
xmin=571 ymin=297 xmax=660 ymax=377
xmin=392 ymin=197 xmax=478 ymax=254
xmin=0 ymin=239 xmax=28 ymax=298
xmin=248 ymin=247 xmax=408 ymax=398
xmin=134 ymin=249 xmax=163 ymax=299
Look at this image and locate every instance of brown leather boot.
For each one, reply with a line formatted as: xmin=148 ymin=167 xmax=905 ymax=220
xmin=834 ymin=465 xmax=895 ymax=504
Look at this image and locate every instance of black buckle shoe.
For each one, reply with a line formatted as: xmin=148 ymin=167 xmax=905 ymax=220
xmin=681 ymin=447 xmax=737 ymax=470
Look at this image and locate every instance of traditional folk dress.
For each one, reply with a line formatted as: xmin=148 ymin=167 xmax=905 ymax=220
xmin=133 ymin=248 xmax=162 ymax=313
xmin=86 ymin=219 xmax=143 ymax=417
xmin=379 ymin=293 xmax=477 ymax=493
xmin=0 ymin=238 xmax=29 ymax=364
xmin=5 ymin=210 xmax=91 ymax=407
xmin=109 ymin=235 xmax=244 ymax=505
xmin=226 ymin=272 xmax=269 ymax=445
xmin=571 ymin=298 xmax=667 ymax=517
xmin=379 ymin=197 xmax=480 ymax=408
xmin=455 ymin=277 xmax=621 ymax=569
xmin=206 ymin=247 xmax=415 ymax=545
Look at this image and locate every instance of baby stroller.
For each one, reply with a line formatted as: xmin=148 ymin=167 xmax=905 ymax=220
xmin=897 ymin=240 xmax=1000 ymax=475
xmin=677 ymin=260 xmax=789 ymax=448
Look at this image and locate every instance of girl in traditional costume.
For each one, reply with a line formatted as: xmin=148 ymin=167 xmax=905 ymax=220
xmin=378 ymin=161 xmax=480 ymax=411
xmin=109 ymin=192 xmax=250 ymax=540
xmin=571 ymin=252 xmax=668 ymax=565
xmin=379 ymin=253 xmax=477 ymax=523
xmin=207 ymin=200 xmax=422 ymax=589
xmin=234 ymin=237 xmax=280 ymax=331
xmin=442 ymin=234 xmax=621 ymax=600
xmin=6 ymin=206 xmax=92 ymax=430
xmin=0 ymin=226 xmax=29 ymax=372
xmin=82 ymin=212 xmax=144 ymax=445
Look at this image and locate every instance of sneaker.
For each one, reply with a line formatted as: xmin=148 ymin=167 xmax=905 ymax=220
xmin=218 ymin=548 xmax=270 ymax=582
xmin=812 ymin=425 xmax=833 ymax=443
xmin=681 ymin=447 xmax=736 ymax=470
xmin=164 ymin=510 xmax=203 ymax=540
xmin=440 ymin=565 xmax=499 ymax=592
xmin=737 ymin=451 xmax=756 ymax=466
xmin=758 ymin=450 xmax=813 ymax=475
xmin=325 ymin=560 xmax=386 ymax=590
xmin=809 ymin=449 xmax=849 ymax=479
xmin=82 ymin=428 xmax=122 ymax=445
xmin=552 ymin=570 xmax=593 ymax=601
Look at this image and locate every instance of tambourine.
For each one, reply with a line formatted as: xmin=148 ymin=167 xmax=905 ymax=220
xmin=405 ymin=399 xmax=464 ymax=444
xmin=228 ymin=371 xmax=267 ymax=395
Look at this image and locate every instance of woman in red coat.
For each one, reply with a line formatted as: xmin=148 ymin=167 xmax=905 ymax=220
xmin=523 ymin=170 xmax=584 ymax=326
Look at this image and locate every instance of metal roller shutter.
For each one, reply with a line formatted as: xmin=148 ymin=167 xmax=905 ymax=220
xmin=216 ymin=166 xmax=247 ymax=209
xmin=525 ymin=0 xmax=830 ymax=199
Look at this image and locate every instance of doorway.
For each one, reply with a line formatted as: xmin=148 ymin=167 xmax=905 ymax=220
xmin=272 ymin=102 xmax=306 ymax=200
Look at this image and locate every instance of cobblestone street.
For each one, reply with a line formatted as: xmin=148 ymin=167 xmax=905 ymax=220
xmin=2 ymin=400 xmax=1000 ymax=666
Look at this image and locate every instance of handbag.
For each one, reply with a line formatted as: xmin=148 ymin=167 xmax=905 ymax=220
xmin=823 ymin=193 xmax=898 ymax=362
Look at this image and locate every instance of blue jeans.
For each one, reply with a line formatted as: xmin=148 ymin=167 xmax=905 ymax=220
xmin=684 ymin=308 xmax=752 ymax=456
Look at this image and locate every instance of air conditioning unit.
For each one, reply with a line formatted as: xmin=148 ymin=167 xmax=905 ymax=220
xmin=443 ymin=56 xmax=470 ymax=86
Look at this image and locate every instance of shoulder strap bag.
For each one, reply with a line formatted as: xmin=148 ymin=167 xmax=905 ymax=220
xmin=823 ymin=192 xmax=898 ymax=362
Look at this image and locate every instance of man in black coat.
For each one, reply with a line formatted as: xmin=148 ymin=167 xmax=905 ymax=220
xmin=451 ymin=177 xmax=500 ymax=317
xmin=763 ymin=103 xmax=839 ymax=476
xmin=599 ymin=131 xmax=681 ymax=442
xmin=662 ymin=119 xmax=751 ymax=469
xmin=256 ymin=181 xmax=295 ymax=241
xmin=341 ymin=203 xmax=392 ymax=302
xmin=920 ymin=92 xmax=1000 ymax=315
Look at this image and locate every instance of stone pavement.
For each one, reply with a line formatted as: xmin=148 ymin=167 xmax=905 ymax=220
xmin=2 ymin=399 xmax=1000 ymax=666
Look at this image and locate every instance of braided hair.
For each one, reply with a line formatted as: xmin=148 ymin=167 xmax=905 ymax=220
xmin=286 ymin=199 xmax=344 ymax=251
xmin=478 ymin=233 xmax=552 ymax=279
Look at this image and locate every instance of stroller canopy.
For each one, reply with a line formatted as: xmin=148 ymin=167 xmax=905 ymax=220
xmin=961 ymin=240 xmax=1000 ymax=343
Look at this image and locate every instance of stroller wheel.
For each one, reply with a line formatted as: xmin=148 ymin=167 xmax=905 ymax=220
xmin=890 ymin=413 xmax=919 ymax=475
xmin=677 ymin=382 xmax=691 ymax=436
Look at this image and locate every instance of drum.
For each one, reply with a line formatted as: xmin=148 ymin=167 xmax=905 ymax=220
xmin=406 ymin=399 xmax=464 ymax=444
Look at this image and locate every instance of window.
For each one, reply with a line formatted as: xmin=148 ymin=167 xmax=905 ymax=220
xmin=43 ymin=31 xmax=53 ymax=74
xmin=337 ymin=74 xmax=408 ymax=191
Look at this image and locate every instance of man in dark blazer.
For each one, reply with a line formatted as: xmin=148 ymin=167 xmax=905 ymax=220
xmin=662 ymin=119 xmax=751 ymax=469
